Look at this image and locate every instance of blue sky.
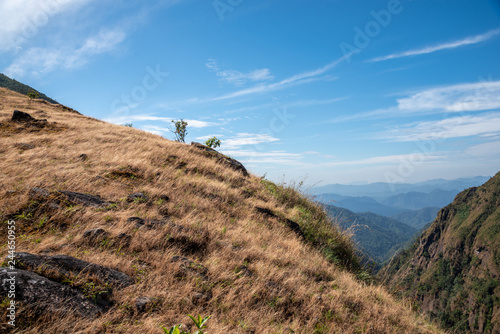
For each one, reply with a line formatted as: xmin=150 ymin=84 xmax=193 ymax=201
xmin=2 ymin=0 xmax=500 ymax=186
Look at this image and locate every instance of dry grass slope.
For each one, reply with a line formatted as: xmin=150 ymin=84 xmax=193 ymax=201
xmin=0 ymin=87 xmax=443 ymax=333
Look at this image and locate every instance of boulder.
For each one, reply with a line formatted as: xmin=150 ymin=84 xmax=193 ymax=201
xmin=14 ymin=143 xmax=35 ymax=150
xmin=82 ymin=228 xmax=109 ymax=245
xmin=12 ymin=252 xmax=133 ymax=289
xmin=11 ymin=110 xmax=36 ymax=122
xmin=0 ymin=267 xmax=100 ymax=318
xmin=135 ymin=296 xmax=159 ymax=313
xmin=190 ymin=142 xmax=249 ymax=176
xmin=59 ymin=190 xmax=110 ymax=208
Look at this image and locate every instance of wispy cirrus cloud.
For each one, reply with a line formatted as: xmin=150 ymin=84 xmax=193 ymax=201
xmin=220 ymin=133 xmax=280 ymax=149
xmin=369 ymin=28 xmax=500 ymax=62
xmin=328 ymin=78 xmax=500 ymax=124
xmin=104 ymin=114 xmax=217 ymax=128
xmin=0 ymin=0 xmax=94 ymax=53
xmin=397 ymin=79 xmax=500 ymax=112
xmin=210 ymin=55 xmax=348 ymax=101
xmin=5 ymin=27 xmax=126 ymax=77
xmin=206 ymin=59 xmax=274 ymax=86
xmin=379 ymin=113 xmax=500 ymax=142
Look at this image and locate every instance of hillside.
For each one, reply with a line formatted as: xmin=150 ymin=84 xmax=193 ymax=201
xmin=0 ymin=87 xmax=444 ymax=333
xmin=324 ymin=205 xmax=417 ymax=264
xmin=0 ymin=73 xmax=58 ymax=104
xmin=392 ymin=207 xmax=440 ymax=230
xmin=379 ymin=173 xmax=500 ymax=333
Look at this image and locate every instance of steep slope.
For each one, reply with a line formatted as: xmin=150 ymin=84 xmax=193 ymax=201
xmin=0 ymin=87 xmax=442 ymax=333
xmin=324 ymin=205 xmax=418 ymax=264
xmin=379 ymin=173 xmax=500 ymax=333
xmin=0 ymin=73 xmax=58 ymax=104
xmin=392 ymin=207 xmax=440 ymax=229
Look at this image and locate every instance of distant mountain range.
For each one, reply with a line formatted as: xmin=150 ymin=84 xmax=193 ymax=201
xmin=0 ymin=73 xmax=58 ymax=104
xmin=318 ymin=177 xmax=491 ymax=266
xmin=324 ymin=204 xmax=418 ymax=264
xmin=313 ymin=176 xmax=490 ymax=198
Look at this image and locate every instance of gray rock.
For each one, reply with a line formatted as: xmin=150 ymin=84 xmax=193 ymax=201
xmin=135 ymin=296 xmax=158 ymax=313
xmin=190 ymin=142 xmax=249 ymax=176
xmin=127 ymin=217 xmax=167 ymax=230
xmin=0 ymin=267 xmax=100 ymax=318
xmin=78 ymin=154 xmax=88 ymax=161
xmin=14 ymin=143 xmax=35 ymax=150
xmin=12 ymin=110 xmax=36 ymax=122
xmin=127 ymin=192 xmax=148 ymax=202
xmin=12 ymin=252 xmax=133 ymax=289
xmin=192 ymin=291 xmax=212 ymax=304
xmin=29 ymin=187 xmax=50 ymax=199
xmin=82 ymin=228 xmax=109 ymax=245
xmin=113 ymin=233 xmax=132 ymax=248
xmin=59 ymin=190 xmax=110 ymax=208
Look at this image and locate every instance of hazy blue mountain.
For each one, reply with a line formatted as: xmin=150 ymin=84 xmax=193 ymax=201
xmin=391 ymin=207 xmax=440 ymax=229
xmin=316 ymin=193 xmax=405 ymax=216
xmin=313 ymin=176 xmax=490 ymax=198
xmin=324 ymin=204 xmax=418 ymax=264
xmin=381 ymin=189 xmax=458 ymax=210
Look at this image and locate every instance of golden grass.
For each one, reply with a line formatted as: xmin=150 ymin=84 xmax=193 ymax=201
xmin=0 ymin=87 xmax=444 ymax=333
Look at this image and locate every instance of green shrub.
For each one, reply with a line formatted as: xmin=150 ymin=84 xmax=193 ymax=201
xmin=204 ymin=136 xmax=221 ymax=149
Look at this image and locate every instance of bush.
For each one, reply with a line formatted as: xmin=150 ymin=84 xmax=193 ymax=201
xmin=204 ymin=136 xmax=221 ymax=149
xmin=171 ymin=119 xmax=188 ymax=143
xmin=27 ymin=90 xmax=39 ymax=100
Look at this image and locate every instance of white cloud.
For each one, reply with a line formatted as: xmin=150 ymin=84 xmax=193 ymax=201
xmin=463 ymin=140 xmax=500 ymax=158
xmin=104 ymin=114 xmax=217 ymax=128
xmin=206 ymin=59 xmax=274 ymax=86
xmin=5 ymin=27 xmax=126 ymax=77
xmin=370 ymin=28 xmax=500 ymax=62
xmin=220 ymin=133 xmax=280 ymax=149
xmin=380 ymin=113 xmax=500 ymax=142
xmin=210 ymin=55 xmax=347 ymax=101
xmin=0 ymin=0 xmax=94 ymax=53
xmin=140 ymin=125 xmax=171 ymax=135
xmin=329 ymin=79 xmax=500 ymax=124
xmin=397 ymin=79 xmax=500 ymax=113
